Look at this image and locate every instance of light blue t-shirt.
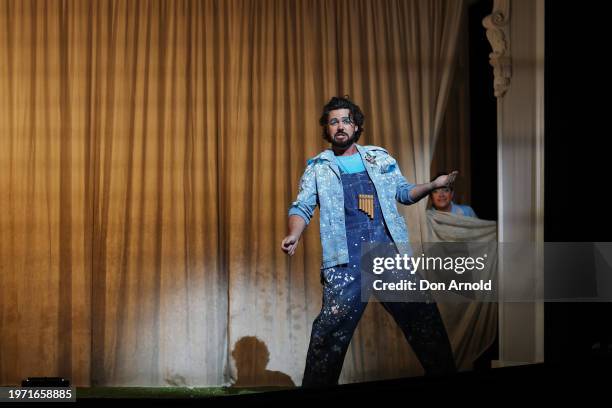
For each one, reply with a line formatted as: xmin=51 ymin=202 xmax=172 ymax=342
xmin=450 ymin=202 xmax=477 ymax=218
xmin=335 ymin=153 xmax=366 ymax=174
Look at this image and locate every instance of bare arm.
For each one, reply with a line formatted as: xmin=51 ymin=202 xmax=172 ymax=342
xmin=282 ymin=161 xmax=317 ymax=257
xmin=280 ymin=215 xmax=307 ymax=256
xmin=391 ymin=154 xmax=458 ymax=206
xmin=408 ymin=170 xmax=458 ymax=203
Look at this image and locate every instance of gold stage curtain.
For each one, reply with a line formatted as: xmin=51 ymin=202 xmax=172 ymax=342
xmin=0 ymin=0 xmax=472 ymax=387
xmin=431 ymin=9 xmax=472 ymax=206
xmin=0 ymin=0 xmax=228 ymax=386
xmin=0 ymin=0 xmax=93 ymax=386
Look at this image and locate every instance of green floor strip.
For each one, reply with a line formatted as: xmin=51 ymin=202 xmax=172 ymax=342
xmin=76 ymin=386 xmax=292 ymax=399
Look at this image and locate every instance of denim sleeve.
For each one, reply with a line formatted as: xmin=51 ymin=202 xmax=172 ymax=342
xmin=390 ymin=158 xmax=416 ymax=205
xmin=288 ymin=163 xmax=318 ymax=225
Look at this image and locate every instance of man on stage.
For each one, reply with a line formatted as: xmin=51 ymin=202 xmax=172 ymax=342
xmin=281 ymin=96 xmax=457 ymax=387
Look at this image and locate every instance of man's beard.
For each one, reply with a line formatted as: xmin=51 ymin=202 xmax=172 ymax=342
xmin=330 ymin=131 xmax=356 ymax=148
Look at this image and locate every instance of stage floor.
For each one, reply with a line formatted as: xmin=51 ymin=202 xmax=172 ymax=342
xmin=76 ymin=386 xmax=291 ymax=399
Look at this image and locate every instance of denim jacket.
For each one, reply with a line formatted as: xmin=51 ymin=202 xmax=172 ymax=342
xmin=288 ymin=144 xmax=417 ymax=269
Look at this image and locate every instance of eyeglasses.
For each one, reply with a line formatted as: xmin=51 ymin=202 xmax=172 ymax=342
xmin=328 ymin=116 xmax=354 ymax=126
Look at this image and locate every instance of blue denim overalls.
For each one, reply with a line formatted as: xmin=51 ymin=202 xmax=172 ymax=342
xmin=302 ymin=170 xmax=456 ymax=387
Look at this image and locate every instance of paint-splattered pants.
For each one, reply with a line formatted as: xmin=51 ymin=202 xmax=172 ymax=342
xmin=302 ymin=170 xmax=456 ymax=387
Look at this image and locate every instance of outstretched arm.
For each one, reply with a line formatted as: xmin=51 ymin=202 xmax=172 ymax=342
xmin=408 ymin=171 xmax=458 ymax=203
xmin=393 ymin=157 xmax=458 ymax=205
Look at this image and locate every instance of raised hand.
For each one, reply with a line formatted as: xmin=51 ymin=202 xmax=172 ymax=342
xmin=432 ymin=170 xmax=459 ymax=190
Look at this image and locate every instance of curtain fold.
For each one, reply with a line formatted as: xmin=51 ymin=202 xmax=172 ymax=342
xmin=1 ymin=0 xmax=472 ymax=387
xmin=0 ymin=0 xmax=92 ymax=386
xmin=431 ymin=9 xmax=472 ymax=206
xmin=1 ymin=0 xmax=229 ymax=387
xmin=87 ymin=0 xmax=229 ymax=386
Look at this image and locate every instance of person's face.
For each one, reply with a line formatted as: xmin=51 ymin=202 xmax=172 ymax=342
xmin=431 ymin=187 xmax=453 ymax=210
xmin=326 ymin=108 xmax=358 ymax=148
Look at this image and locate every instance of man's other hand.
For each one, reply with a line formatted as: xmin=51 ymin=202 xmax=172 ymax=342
xmin=281 ymin=234 xmax=300 ymax=256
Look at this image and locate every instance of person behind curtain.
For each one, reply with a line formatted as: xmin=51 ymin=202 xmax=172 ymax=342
xmin=280 ymin=96 xmax=458 ymax=387
xmin=429 ymin=171 xmax=477 ymax=218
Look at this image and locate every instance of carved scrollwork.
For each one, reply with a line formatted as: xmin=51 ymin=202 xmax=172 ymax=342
xmin=482 ymin=0 xmax=511 ymax=98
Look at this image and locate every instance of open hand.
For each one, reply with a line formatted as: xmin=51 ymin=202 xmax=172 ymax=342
xmin=432 ymin=170 xmax=458 ymax=189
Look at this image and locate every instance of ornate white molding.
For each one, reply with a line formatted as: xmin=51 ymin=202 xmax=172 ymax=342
xmin=482 ymin=0 xmax=511 ymax=98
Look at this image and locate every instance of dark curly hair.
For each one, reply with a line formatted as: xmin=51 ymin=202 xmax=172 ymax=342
xmin=319 ymin=95 xmax=365 ymax=143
